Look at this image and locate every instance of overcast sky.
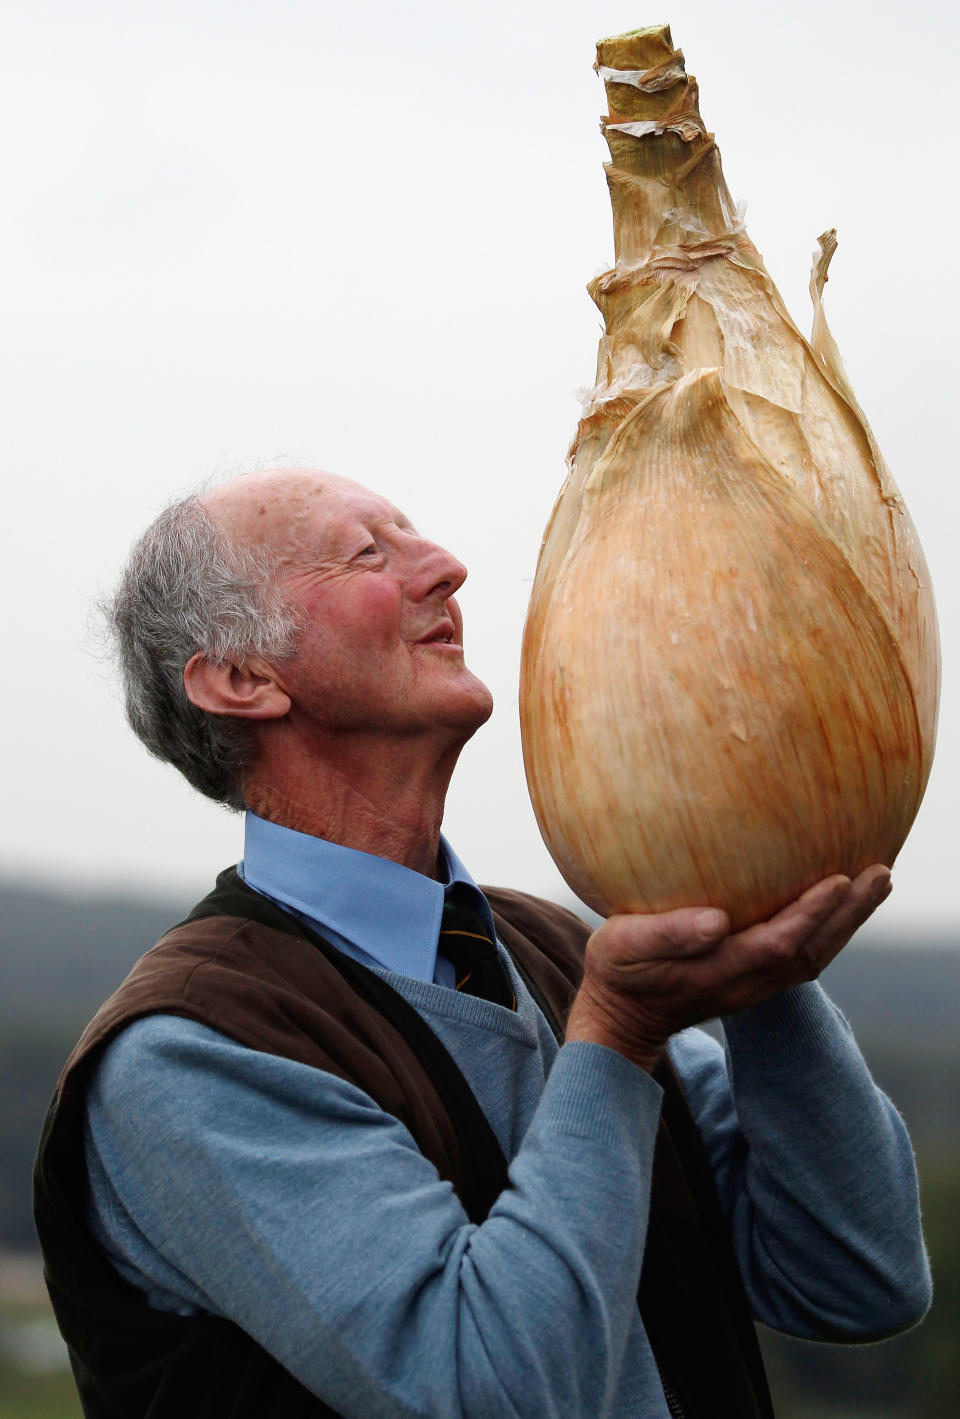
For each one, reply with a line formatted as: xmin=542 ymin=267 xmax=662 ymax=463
xmin=4 ymin=0 xmax=957 ymax=938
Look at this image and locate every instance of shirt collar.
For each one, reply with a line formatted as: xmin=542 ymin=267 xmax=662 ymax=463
xmin=239 ymin=811 xmax=494 ymax=984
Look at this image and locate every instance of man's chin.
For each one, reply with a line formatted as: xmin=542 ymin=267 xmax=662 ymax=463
xmin=445 ymin=678 xmax=494 ymax=738
xmin=461 ymin=683 xmax=495 ymax=732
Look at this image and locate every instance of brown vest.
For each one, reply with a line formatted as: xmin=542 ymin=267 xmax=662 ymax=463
xmin=33 ymin=869 xmax=773 ymax=1418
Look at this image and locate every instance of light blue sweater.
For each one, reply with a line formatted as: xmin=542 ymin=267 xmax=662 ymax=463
xmin=83 ymin=819 xmax=931 ymax=1418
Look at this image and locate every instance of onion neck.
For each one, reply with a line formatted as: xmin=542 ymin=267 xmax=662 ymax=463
xmin=595 ymin=25 xmax=739 ymax=267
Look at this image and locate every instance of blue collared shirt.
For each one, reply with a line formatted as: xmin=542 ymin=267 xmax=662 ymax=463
xmin=238 ymin=811 xmax=499 ymax=991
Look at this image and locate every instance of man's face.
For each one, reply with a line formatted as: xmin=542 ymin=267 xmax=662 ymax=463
xmin=212 ymin=470 xmax=494 ymax=744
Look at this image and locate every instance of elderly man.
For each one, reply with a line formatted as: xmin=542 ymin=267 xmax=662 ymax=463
xmin=35 ymin=468 xmax=930 ymax=1419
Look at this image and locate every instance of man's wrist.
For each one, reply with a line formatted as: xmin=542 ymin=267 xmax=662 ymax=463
xmin=565 ymin=982 xmax=664 ymax=1074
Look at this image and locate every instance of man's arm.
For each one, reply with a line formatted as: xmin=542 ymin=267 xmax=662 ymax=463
xmin=671 ymin=987 xmax=931 ymax=1340
xmin=85 ymin=1015 xmax=663 ymax=1419
xmin=566 ymin=865 xmax=930 ymax=1339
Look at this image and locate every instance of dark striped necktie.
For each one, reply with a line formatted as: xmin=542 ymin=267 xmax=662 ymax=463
xmin=439 ymin=889 xmax=516 ymax=1010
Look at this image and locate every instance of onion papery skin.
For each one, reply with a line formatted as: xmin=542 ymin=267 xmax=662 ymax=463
xmin=519 ymin=26 xmax=940 ymax=930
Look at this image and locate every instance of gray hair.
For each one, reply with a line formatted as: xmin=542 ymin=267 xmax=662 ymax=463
xmin=105 ymin=493 xmax=300 ymax=809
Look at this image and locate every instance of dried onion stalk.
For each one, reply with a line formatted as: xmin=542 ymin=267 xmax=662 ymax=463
xmin=519 ymin=25 xmax=940 ymax=930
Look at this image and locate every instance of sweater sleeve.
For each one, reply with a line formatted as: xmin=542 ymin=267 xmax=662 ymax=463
xmin=669 ymin=981 xmax=932 ymax=1342
xmin=84 ymin=1015 xmax=662 ymax=1419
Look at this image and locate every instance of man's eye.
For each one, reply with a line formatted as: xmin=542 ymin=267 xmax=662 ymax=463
xmin=357 ymin=544 xmax=377 ymax=557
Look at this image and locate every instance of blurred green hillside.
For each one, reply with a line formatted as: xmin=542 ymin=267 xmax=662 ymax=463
xmin=1 ymin=878 xmax=957 ymax=1417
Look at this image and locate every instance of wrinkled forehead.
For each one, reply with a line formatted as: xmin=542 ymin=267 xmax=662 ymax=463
xmin=203 ymin=469 xmax=401 ymax=563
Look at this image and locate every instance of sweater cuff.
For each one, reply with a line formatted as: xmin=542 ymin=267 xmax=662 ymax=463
xmin=721 ymin=980 xmax=851 ymax=1069
xmin=539 ymin=1041 xmax=663 ymax=1146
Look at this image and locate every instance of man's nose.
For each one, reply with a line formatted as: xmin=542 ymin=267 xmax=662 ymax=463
xmin=408 ymin=538 xmax=468 ymax=600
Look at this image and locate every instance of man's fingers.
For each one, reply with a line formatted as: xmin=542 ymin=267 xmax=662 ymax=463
xmin=765 ymin=874 xmax=853 ymax=938
xmin=730 ymin=866 xmax=891 ymax=983
xmin=594 ymin=905 xmax=730 ymax=967
xmin=799 ymin=866 xmax=892 ymax=972
xmin=848 ymin=864 xmax=893 ymax=908
xmin=574 ymin=866 xmax=894 ymax=1062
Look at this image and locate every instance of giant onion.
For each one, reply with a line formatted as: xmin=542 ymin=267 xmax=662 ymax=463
xmin=519 ymin=25 xmax=940 ymax=930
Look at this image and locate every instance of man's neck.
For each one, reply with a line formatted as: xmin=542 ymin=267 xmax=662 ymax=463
xmin=244 ymin=730 xmax=463 ymax=878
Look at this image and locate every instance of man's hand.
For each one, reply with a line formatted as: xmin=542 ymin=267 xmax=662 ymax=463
xmin=565 ymin=866 xmax=892 ymax=1072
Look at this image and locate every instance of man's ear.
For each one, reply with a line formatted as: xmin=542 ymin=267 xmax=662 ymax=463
xmin=183 ymin=654 xmax=292 ymax=720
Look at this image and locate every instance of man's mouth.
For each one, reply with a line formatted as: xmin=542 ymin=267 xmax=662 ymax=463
xmin=417 ymin=620 xmax=458 ymax=647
